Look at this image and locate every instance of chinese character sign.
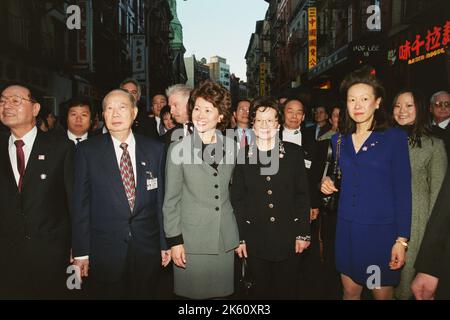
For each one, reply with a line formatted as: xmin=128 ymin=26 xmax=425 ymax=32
xmin=398 ymin=20 xmax=449 ymax=65
xmin=131 ymin=35 xmax=146 ymax=81
xmin=259 ymin=63 xmax=266 ymax=97
xmin=308 ymin=7 xmax=317 ymax=70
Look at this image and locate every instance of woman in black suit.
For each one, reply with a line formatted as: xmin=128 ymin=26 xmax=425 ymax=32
xmin=231 ymin=97 xmax=311 ymax=299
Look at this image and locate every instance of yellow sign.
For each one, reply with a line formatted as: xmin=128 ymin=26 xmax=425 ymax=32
xmin=308 ymin=7 xmax=317 ymax=69
xmin=408 ymin=47 xmax=445 ymax=65
xmin=259 ymin=63 xmax=266 ymax=96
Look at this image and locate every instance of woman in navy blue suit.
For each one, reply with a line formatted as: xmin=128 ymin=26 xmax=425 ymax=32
xmin=321 ymin=67 xmax=412 ymax=300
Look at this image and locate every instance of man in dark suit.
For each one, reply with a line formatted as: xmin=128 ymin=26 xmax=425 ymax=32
xmin=63 ymin=98 xmax=97 ymax=145
xmin=120 ymin=78 xmax=159 ymax=139
xmin=0 ymin=84 xmax=74 ymax=298
xmin=412 ymin=168 xmax=450 ymax=300
xmin=150 ymin=93 xmax=168 ymax=136
xmin=430 ymin=91 xmax=450 ymax=158
xmin=71 ymin=89 xmax=170 ymax=298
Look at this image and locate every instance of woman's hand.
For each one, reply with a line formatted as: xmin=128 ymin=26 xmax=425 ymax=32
xmin=171 ymin=244 xmax=187 ymax=268
xmin=295 ymin=240 xmax=310 ymax=253
xmin=389 ymin=240 xmax=407 ymax=270
xmin=321 ymin=176 xmax=338 ymax=195
xmin=235 ymin=243 xmax=248 ymax=258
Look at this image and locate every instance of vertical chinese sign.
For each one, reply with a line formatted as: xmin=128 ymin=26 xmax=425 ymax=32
xmin=76 ymin=0 xmax=93 ymax=72
xmin=131 ymin=35 xmax=147 ymax=81
xmin=308 ymin=7 xmax=317 ymax=70
xmin=259 ymin=62 xmax=266 ymax=97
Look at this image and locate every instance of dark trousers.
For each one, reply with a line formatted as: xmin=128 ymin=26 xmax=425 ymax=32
xmin=247 ymin=254 xmax=300 ymax=299
xmin=85 ymin=244 xmax=160 ymax=299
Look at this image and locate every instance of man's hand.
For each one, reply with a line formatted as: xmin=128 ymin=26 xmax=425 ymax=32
xmin=411 ymin=272 xmax=439 ymax=300
xmin=73 ymin=258 xmax=89 ymax=278
xmin=171 ymin=245 xmax=186 ymax=268
xmin=296 ymin=240 xmax=310 ymax=254
xmin=310 ymin=208 xmax=319 ymax=221
xmin=161 ymin=249 xmax=172 ymax=267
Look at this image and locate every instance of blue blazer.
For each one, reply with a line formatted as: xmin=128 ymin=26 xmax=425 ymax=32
xmin=332 ymin=128 xmax=412 ymax=238
xmin=71 ymin=133 xmax=167 ymax=282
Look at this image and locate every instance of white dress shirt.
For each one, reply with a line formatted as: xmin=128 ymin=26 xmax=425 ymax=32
xmin=111 ymin=132 xmax=137 ymax=186
xmin=155 ymin=116 xmax=163 ymax=135
xmin=282 ymin=126 xmax=302 ymax=147
xmin=8 ymin=126 xmax=38 ymax=186
xmin=433 ymin=117 xmax=450 ymax=129
xmin=67 ymin=130 xmax=88 ymax=145
xmin=75 ymin=131 xmax=137 ymax=261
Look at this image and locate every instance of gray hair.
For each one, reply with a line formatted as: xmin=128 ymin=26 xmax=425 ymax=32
xmin=430 ymin=91 xmax=450 ymax=105
xmin=102 ymin=89 xmax=136 ymax=110
xmin=165 ymin=84 xmax=192 ymax=99
xmin=120 ymin=78 xmax=141 ymax=98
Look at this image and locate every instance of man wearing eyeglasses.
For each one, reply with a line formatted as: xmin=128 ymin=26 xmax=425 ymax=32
xmin=0 ymin=84 xmax=74 ymax=298
xmin=430 ymin=91 xmax=450 ymax=158
xmin=233 ymin=99 xmax=252 ymax=149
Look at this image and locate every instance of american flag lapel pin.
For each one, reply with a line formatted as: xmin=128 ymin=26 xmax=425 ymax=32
xmin=38 ymin=155 xmax=45 ymax=160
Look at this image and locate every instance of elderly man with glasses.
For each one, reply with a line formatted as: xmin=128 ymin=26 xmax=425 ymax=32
xmin=430 ymin=91 xmax=450 ymax=158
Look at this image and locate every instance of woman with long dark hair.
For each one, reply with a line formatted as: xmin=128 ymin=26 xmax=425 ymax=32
xmin=392 ymin=89 xmax=447 ymax=299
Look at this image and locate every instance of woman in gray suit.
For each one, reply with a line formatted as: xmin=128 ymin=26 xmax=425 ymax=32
xmin=163 ymin=81 xmax=239 ymax=299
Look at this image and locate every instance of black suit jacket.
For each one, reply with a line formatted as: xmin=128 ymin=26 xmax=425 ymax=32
xmin=231 ymin=141 xmax=311 ymax=261
xmin=132 ymin=113 xmax=158 ymax=139
xmin=432 ymin=123 xmax=450 ymax=159
xmin=279 ymin=126 xmax=317 ymax=206
xmin=0 ymin=129 xmax=74 ymax=298
xmin=414 ymin=168 xmax=450 ymax=299
xmin=71 ymin=133 xmax=167 ymax=283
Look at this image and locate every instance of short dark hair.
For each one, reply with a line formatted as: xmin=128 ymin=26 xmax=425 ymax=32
xmin=190 ymin=80 xmax=232 ymax=131
xmin=248 ymin=96 xmax=284 ymax=128
xmin=392 ymin=89 xmax=432 ymax=148
xmin=120 ymin=78 xmax=141 ymax=98
xmin=65 ymin=98 xmax=92 ymax=120
xmin=339 ymin=66 xmax=389 ymax=134
xmin=160 ymin=105 xmax=171 ymax=118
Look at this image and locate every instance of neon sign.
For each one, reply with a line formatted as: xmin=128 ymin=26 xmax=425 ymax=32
xmin=398 ymin=20 xmax=449 ymax=65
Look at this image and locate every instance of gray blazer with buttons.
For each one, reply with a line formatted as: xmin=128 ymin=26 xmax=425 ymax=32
xmin=163 ymin=133 xmax=239 ymax=254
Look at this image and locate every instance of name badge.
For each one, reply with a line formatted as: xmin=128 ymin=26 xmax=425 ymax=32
xmin=147 ymin=178 xmax=158 ymax=191
xmin=304 ymin=159 xmax=312 ymax=169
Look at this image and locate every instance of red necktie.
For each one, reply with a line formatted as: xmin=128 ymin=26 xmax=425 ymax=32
xmin=240 ymin=130 xmax=248 ymax=148
xmin=15 ymin=140 xmax=25 ymax=192
xmin=119 ymin=143 xmax=136 ymax=212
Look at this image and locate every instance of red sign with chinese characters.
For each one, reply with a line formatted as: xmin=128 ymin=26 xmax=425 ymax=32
xmin=398 ymin=20 xmax=449 ymax=65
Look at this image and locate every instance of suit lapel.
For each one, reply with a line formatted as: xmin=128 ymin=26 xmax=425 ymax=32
xmin=103 ymin=134 xmax=131 ymax=214
xmin=133 ymin=135 xmax=149 ymax=216
xmin=0 ymin=135 xmax=17 ymax=193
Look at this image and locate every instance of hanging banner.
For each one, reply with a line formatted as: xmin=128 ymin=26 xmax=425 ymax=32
xmin=308 ymin=7 xmax=317 ymax=70
xmin=76 ymin=0 xmax=93 ymax=71
xmin=131 ymin=35 xmax=146 ymax=81
xmin=259 ymin=62 xmax=266 ymax=96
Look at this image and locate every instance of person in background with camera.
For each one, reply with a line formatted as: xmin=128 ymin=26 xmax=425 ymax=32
xmin=391 ymin=89 xmax=447 ymax=300
xmin=321 ymin=67 xmax=412 ymax=300
xmin=231 ymin=97 xmax=311 ymax=299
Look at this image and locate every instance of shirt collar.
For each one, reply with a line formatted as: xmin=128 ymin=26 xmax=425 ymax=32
xmin=110 ymin=131 xmax=136 ymax=150
xmin=67 ymin=130 xmax=88 ymax=142
xmin=10 ymin=126 xmax=38 ymax=148
xmin=433 ymin=117 xmax=450 ymax=129
xmin=283 ymin=126 xmax=301 ymax=134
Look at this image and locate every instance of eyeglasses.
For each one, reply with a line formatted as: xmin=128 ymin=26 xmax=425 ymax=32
xmin=433 ymin=101 xmax=450 ymax=109
xmin=0 ymin=95 xmax=35 ymax=107
xmin=254 ymin=119 xmax=277 ymax=126
xmin=237 ymin=108 xmax=249 ymax=114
